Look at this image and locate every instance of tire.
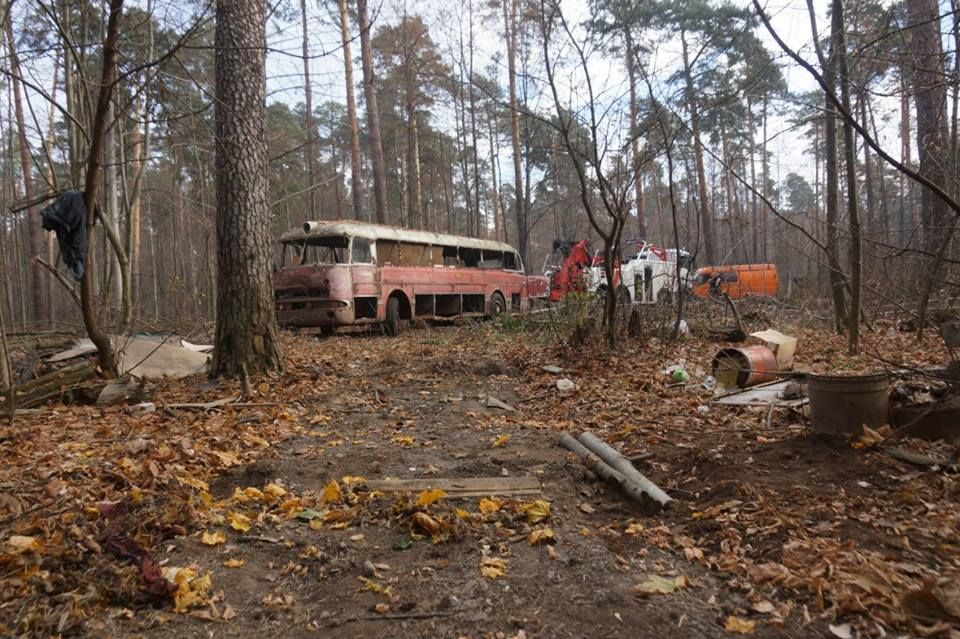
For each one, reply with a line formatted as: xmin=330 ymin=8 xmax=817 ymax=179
xmin=490 ymin=292 xmax=506 ymax=319
xmin=385 ymin=296 xmax=401 ymax=336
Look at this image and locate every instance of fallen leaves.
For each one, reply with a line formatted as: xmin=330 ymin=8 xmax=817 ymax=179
xmin=632 ymin=574 xmax=688 ymax=596
xmin=527 ymin=527 xmax=556 ymax=545
xmin=480 ymin=556 xmax=508 ymax=579
xmin=415 ymin=488 xmax=447 ymax=507
xmin=519 ymin=499 xmax=551 ymax=524
xmin=724 ymin=616 xmax=756 ymax=634
xmin=164 ymin=567 xmax=213 ymax=614
xmin=222 ymin=558 xmax=245 ymax=568
xmin=200 ymin=531 xmax=226 ymax=546
xmin=227 ymin=512 xmax=252 ymax=533
xmin=6 ymin=535 xmax=42 ymax=554
xmin=320 ymin=480 xmax=342 ymax=504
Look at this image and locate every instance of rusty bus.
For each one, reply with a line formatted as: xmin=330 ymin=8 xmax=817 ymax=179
xmin=273 ymin=221 xmax=548 ymax=335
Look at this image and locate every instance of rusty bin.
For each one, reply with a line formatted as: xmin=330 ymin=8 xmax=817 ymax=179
xmin=711 ymin=346 xmax=779 ymax=389
xmin=808 ymin=373 xmax=889 ymax=436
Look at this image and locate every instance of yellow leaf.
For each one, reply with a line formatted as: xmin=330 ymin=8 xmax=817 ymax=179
xmin=454 ymin=508 xmax=471 ymax=520
xmin=214 ymin=450 xmax=242 ymax=467
xmin=632 ymin=574 xmax=688 ymax=595
xmin=520 ymin=499 xmax=551 ymax=523
xmin=480 ymin=556 xmax=507 ymax=579
xmin=164 ymin=567 xmax=213 ymax=613
xmin=341 ymin=475 xmax=366 ymax=485
xmin=416 ymin=488 xmax=447 ymax=508
xmin=201 ymin=531 xmax=226 ymax=546
xmin=528 ymin=527 xmax=556 ymax=545
xmin=492 ymin=434 xmax=510 ymax=448
xmin=724 ymin=616 xmax=757 ymax=634
xmin=177 ymin=476 xmax=209 ymax=492
xmin=478 ymin=498 xmax=501 ymax=514
xmin=308 ymin=519 xmax=324 ymax=530
xmin=263 ymin=483 xmax=287 ymax=499
xmin=392 ymin=435 xmax=416 ymax=446
xmin=625 ymin=522 xmax=644 ymax=535
xmin=320 ymin=480 xmax=342 ymax=504
xmin=131 ymin=487 xmax=144 ymax=503
xmin=227 ymin=512 xmax=252 ymax=532
xmin=6 ymin=535 xmax=42 ymax=554
xmin=223 ymin=558 xmax=245 ymax=568
xmin=412 ymin=512 xmax=440 ymax=535
xmin=232 ymin=486 xmax=264 ymax=503
xmin=257 ymin=382 xmax=270 ymax=395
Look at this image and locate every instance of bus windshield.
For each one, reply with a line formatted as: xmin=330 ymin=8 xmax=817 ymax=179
xmin=283 ymin=235 xmax=349 ymax=265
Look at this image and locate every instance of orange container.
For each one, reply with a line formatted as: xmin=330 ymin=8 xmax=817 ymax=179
xmin=712 ymin=346 xmax=779 ymax=388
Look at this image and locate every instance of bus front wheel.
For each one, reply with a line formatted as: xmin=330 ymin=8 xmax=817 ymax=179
xmin=385 ymin=297 xmax=402 ymax=336
xmin=490 ymin=292 xmax=506 ymax=319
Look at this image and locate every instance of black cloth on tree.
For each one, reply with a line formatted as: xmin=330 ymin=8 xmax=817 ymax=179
xmin=40 ymin=190 xmax=87 ymax=281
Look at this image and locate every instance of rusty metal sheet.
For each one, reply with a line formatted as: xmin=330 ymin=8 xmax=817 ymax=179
xmin=713 ymin=379 xmax=807 ymax=407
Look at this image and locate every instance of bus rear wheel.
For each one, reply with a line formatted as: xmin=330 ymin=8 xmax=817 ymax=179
xmin=385 ymin=297 xmax=402 ymax=336
xmin=490 ymin=292 xmax=506 ymax=319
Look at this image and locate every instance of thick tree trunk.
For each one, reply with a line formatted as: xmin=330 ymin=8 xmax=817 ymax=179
xmin=357 ymin=0 xmax=388 ymax=224
xmin=907 ymin=0 xmax=951 ymax=336
xmin=834 ymin=0 xmax=862 ymax=355
xmin=338 ymin=0 xmax=364 ymax=220
xmin=487 ymin=110 xmax=502 ymax=241
xmin=504 ymin=0 xmax=526 ymax=266
xmin=300 ymin=0 xmax=318 ymax=220
xmin=80 ymin=0 xmax=124 ymax=378
xmin=212 ymin=0 xmax=282 ymax=377
xmin=680 ymin=30 xmax=715 ymax=264
xmin=624 ymin=28 xmax=645 ymax=239
xmin=5 ymin=15 xmax=45 ymax=323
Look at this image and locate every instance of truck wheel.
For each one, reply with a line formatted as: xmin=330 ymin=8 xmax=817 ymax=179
xmin=490 ymin=292 xmax=506 ymax=318
xmin=385 ymin=297 xmax=401 ymax=336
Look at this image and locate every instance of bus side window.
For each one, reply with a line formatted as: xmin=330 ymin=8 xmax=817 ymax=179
xmin=352 ymin=237 xmax=373 ymax=264
xmin=504 ymin=252 xmax=518 ymax=270
xmin=442 ymin=245 xmax=459 ymax=266
xmin=480 ymin=251 xmax=504 ymax=269
xmin=379 ymin=241 xmax=399 ymax=264
xmin=461 ymin=248 xmax=481 ymax=267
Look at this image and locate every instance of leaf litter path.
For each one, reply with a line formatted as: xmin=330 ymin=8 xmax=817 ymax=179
xmin=3 ymin=323 xmax=958 ymax=638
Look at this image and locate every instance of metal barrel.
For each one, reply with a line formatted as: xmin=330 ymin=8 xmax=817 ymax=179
xmin=807 ymin=373 xmax=889 ymax=436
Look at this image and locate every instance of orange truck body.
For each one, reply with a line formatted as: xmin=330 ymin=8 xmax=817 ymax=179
xmin=691 ymin=263 xmax=779 ymax=299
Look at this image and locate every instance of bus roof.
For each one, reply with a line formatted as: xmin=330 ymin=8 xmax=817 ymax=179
xmin=280 ymin=220 xmax=521 ymax=254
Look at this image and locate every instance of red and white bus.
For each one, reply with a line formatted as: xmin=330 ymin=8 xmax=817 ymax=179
xmin=273 ymin=221 xmax=548 ymax=334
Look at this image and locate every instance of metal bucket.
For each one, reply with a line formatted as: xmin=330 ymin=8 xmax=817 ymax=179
xmin=712 ymin=346 xmax=779 ymax=389
xmin=807 ymin=373 xmax=889 ymax=436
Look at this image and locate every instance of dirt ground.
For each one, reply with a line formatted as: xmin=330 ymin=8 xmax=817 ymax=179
xmin=2 ymin=314 xmax=959 ymax=638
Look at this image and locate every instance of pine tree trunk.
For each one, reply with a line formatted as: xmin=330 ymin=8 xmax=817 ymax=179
xmin=907 ymin=0 xmax=951 ymax=336
xmin=357 ymin=0 xmax=388 ymax=224
xmin=300 ymin=0 xmax=318 ymax=220
xmin=834 ymin=0 xmax=862 ymax=355
xmin=338 ymin=0 xmax=364 ymax=220
xmin=487 ymin=110 xmax=502 ymax=241
xmin=680 ymin=30 xmax=715 ymax=264
xmin=80 ymin=0 xmax=124 ymax=378
xmin=624 ymin=28 xmax=645 ymax=239
xmin=5 ymin=15 xmax=44 ymax=323
xmin=504 ymin=0 xmax=526 ymax=265
xmin=212 ymin=0 xmax=282 ymax=377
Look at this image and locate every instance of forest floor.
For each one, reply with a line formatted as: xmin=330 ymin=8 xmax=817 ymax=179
xmin=1 ymin=302 xmax=959 ymax=638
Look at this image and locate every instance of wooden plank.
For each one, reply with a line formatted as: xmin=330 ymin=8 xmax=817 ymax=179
xmin=364 ymin=476 xmax=541 ymax=496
